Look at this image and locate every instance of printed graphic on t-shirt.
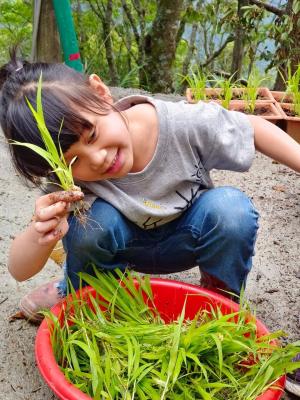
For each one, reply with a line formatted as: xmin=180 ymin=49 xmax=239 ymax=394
xmin=174 ymin=155 xmax=207 ymax=212
xmin=142 ymin=216 xmax=164 ymax=229
xmin=142 ymin=199 xmax=163 ymax=210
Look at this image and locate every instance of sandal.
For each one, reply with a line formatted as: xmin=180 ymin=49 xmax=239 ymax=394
xmin=19 ymin=279 xmax=64 ymax=323
xmin=286 ymin=353 xmax=300 ymax=397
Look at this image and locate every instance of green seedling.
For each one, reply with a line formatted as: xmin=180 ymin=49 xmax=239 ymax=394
xmin=242 ymin=68 xmax=269 ymax=114
xmin=180 ymin=66 xmax=209 ymax=102
xmin=9 ymin=74 xmax=86 ymax=221
xmin=45 ymin=269 xmax=300 ymax=399
xmin=213 ymin=73 xmax=238 ymax=109
xmin=285 ymin=63 xmax=300 ymax=116
xmin=10 ymin=73 xmax=78 ymax=192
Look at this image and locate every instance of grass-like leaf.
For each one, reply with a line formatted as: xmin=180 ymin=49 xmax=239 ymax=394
xmin=10 ymin=73 xmax=76 ymax=190
xmin=44 ymin=269 xmax=300 ymax=399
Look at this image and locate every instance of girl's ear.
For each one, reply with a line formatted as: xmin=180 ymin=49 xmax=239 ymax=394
xmin=89 ymin=74 xmax=113 ymax=104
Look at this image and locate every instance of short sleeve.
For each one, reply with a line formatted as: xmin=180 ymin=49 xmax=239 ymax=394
xmin=192 ymin=102 xmax=255 ymax=172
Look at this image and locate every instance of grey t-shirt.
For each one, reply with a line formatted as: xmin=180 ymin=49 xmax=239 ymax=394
xmin=78 ymin=95 xmax=254 ymax=229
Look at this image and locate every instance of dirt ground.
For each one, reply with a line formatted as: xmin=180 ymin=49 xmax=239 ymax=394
xmin=0 ymin=89 xmax=299 ymax=399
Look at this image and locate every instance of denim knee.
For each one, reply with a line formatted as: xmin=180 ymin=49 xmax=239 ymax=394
xmin=200 ymin=187 xmax=259 ymax=241
xmin=59 ymin=199 xmax=133 ymax=296
xmin=193 ymin=187 xmax=259 ymax=293
xmin=64 ymin=200 xmax=127 ymax=257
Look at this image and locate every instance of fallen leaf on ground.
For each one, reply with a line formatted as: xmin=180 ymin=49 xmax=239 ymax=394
xmin=8 ymin=311 xmax=26 ymax=322
xmin=272 ymin=185 xmax=286 ymax=192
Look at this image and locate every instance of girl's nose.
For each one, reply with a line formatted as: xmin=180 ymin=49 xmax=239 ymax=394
xmin=89 ymin=149 xmax=108 ymax=170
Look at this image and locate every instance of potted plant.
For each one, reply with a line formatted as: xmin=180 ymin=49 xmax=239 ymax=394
xmin=229 ymin=101 xmax=284 ymax=125
xmin=278 ymin=102 xmax=300 ymax=142
xmin=271 ymin=64 xmax=300 ymax=104
xmin=239 ymin=69 xmax=274 ymax=107
xmin=210 ymin=74 xmax=238 ymax=109
xmin=275 ymin=64 xmax=300 ymax=141
xmin=223 ymin=69 xmax=282 ymax=124
xmin=185 ymin=69 xmax=274 ymax=105
xmin=231 ymin=87 xmax=274 ymax=103
xmin=183 ymin=67 xmax=209 ymax=103
xmin=184 ymin=70 xmax=237 ymax=105
xmin=270 ymin=91 xmax=293 ymax=104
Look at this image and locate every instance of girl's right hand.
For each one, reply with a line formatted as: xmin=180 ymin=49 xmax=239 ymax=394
xmin=33 ymin=190 xmax=84 ymax=246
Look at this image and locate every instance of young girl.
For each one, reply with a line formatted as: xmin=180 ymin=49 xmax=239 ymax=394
xmin=1 ymin=53 xmax=300 ymax=331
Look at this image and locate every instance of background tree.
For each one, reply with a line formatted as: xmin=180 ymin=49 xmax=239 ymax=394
xmin=143 ymin=0 xmax=185 ymax=92
xmin=1 ymin=0 xmax=298 ymax=93
xmin=0 ymin=0 xmax=32 ymax=64
xmin=86 ymin=0 xmax=119 ymax=85
xmin=231 ymin=0 xmax=249 ymax=79
xmin=248 ymin=0 xmax=300 ymax=90
xmin=31 ymin=0 xmax=61 ymax=63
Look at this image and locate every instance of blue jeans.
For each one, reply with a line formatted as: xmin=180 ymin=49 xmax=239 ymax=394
xmin=58 ymin=186 xmax=259 ymax=296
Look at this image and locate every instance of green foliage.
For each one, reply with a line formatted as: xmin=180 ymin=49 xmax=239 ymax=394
xmin=241 ymin=68 xmax=269 ymax=114
xmin=1 ymin=0 xmax=297 ymax=93
xmin=180 ymin=66 xmax=210 ymax=101
xmin=0 ymin=0 xmax=32 ymax=64
xmin=10 ymin=75 xmax=76 ymax=190
xmin=212 ymin=73 xmax=238 ymax=109
xmin=46 ymin=269 xmax=300 ymax=399
xmin=285 ymin=63 xmax=300 ymax=116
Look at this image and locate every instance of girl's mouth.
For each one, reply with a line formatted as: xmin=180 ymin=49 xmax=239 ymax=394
xmin=106 ymin=150 xmax=121 ymax=174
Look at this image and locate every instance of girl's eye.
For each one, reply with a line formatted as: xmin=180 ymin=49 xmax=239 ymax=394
xmin=87 ymin=130 xmax=96 ymax=144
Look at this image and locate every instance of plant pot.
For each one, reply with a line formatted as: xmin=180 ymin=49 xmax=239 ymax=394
xmin=271 ymin=91 xmax=294 ymax=104
xmin=36 ymin=279 xmax=286 ymax=400
xmin=277 ymin=103 xmax=300 ymax=143
xmin=186 ymin=87 xmax=275 ymax=104
xmin=229 ymin=101 xmax=284 ymax=124
xmin=256 ymin=87 xmax=275 ymax=102
xmin=230 ymin=87 xmax=275 ymax=103
xmin=186 ymin=87 xmax=221 ymax=103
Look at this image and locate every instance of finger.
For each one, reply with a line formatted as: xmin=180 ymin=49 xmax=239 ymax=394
xmin=36 ymin=190 xmax=84 ymax=210
xmin=34 ymin=217 xmax=62 ymax=234
xmin=35 ymin=201 xmax=69 ymax=222
xmin=49 ymin=190 xmax=84 ymax=204
xmin=38 ymin=220 xmax=69 ymax=245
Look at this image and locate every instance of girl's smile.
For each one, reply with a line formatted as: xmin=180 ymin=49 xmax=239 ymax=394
xmin=105 ymin=149 xmax=122 ymax=174
xmin=63 ymin=74 xmax=159 ymax=182
xmin=64 ymin=109 xmax=134 ymax=181
xmin=64 ymin=100 xmax=158 ymax=182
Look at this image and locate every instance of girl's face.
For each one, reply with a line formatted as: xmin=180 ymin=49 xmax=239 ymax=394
xmin=64 ymin=109 xmax=134 ymax=181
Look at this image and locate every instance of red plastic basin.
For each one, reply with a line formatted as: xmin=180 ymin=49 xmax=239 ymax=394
xmin=35 ymin=279 xmax=285 ymax=400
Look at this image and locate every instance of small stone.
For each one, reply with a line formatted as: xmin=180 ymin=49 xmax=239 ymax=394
xmin=266 ymin=288 xmax=279 ymax=294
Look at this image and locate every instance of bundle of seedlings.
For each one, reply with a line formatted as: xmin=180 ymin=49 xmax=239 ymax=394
xmin=10 ymin=74 xmax=85 ymax=214
xmin=241 ymin=69 xmax=269 ymax=115
xmin=45 ymin=269 xmax=300 ymax=400
xmin=286 ymin=63 xmax=300 ymax=117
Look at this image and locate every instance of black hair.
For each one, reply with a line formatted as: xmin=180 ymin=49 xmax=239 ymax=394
xmin=0 ymin=48 xmax=112 ymax=186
